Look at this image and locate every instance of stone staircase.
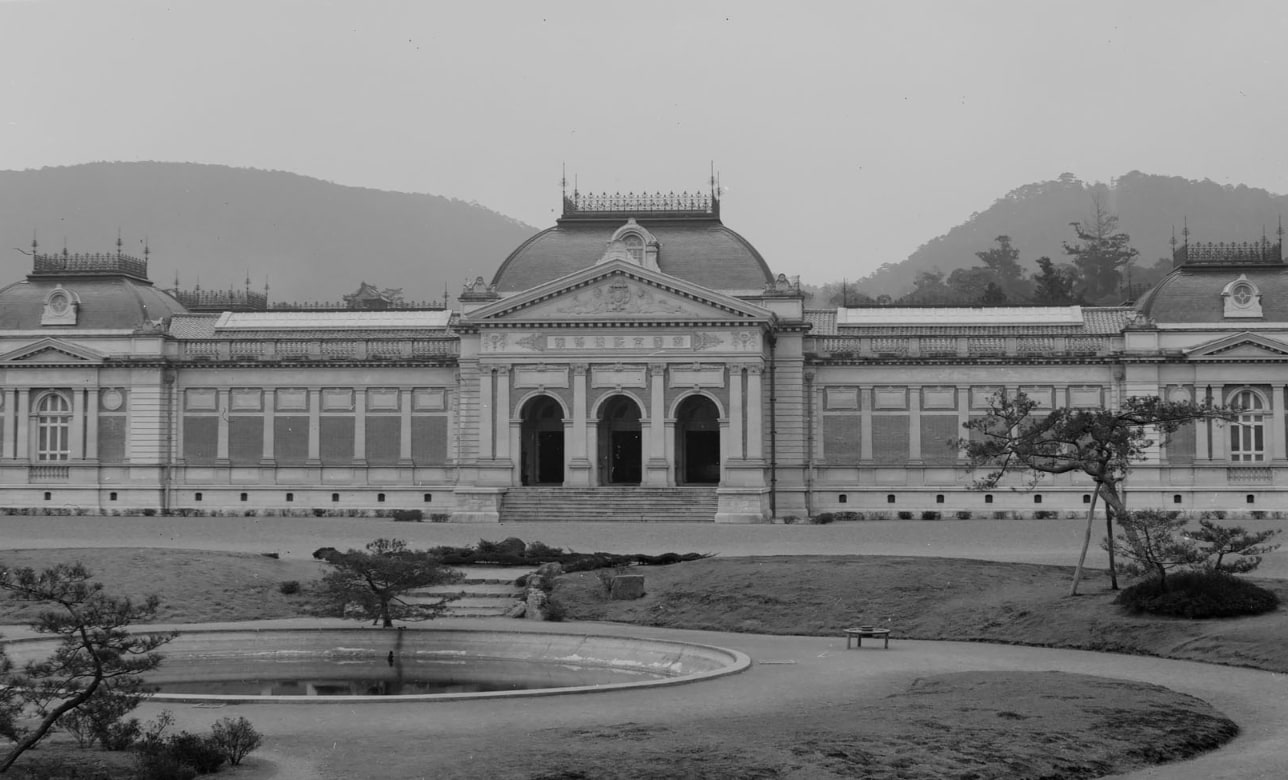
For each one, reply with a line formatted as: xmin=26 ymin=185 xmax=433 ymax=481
xmin=500 ymin=486 xmax=719 ymax=523
xmin=404 ymin=566 xmax=529 ymax=618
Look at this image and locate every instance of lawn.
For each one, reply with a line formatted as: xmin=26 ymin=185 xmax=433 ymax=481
xmin=1 ymin=546 xmax=1280 ymax=779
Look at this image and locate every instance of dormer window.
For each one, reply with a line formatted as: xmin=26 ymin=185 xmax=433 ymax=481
xmin=623 ymin=234 xmax=644 ymax=264
xmin=41 ymin=286 xmax=79 ymax=326
xmin=1222 ymin=274 xmax=1263 ymax=318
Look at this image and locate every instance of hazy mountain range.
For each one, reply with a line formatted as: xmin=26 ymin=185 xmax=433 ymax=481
xmin=856 ymin=171 xmax=1288 ymax=298
xmin=2 ymin=163 xmax=1284 ymax=306
xmin=0 ymin=162 xmax=537 ymax=305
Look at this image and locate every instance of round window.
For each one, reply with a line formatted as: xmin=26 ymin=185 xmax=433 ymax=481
xmin=1231 ymin=284 xmax=1255 ymax=306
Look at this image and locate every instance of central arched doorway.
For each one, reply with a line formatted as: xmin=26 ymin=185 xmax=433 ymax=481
xmin=597 ymin=395 xmax=642 ymax=485
xmin=676 ymin=395 xmax=720 ymax=484
xmin=520 ymin=395 xmax=565 ymax=486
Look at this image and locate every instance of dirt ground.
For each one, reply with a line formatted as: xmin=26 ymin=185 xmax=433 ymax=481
xmin=0 ymin=546 xmax=1278 ymax=779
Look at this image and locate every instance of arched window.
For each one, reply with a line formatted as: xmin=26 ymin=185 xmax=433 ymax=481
xmin=1230 ymin=389 xmax=1265 ymax=462
xmin=623 ymin=234 xmax=644 ymax=264
xmin=36 ymin=392 xmax=71 ymax=462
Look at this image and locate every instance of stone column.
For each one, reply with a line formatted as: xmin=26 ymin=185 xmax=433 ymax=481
xmin=643 ymin=363 xmax=669 ymax=486
xmin=1211 ymin=384 xmax=1226 ymax=461
xmin=478 ymin=368 xmax=494 ymax=460
xmin=85 ymin=389 xmax=100 ymax=460
xmin=16 ymin=389 xmax=29 ymax=460
xmin=956 ymin=385 xmax=970 ymax=462
xmin=215 ymin=389 xmax=230 ymax=463
xmin=1271 ymin=385 xmax=1287 ymax=462
xmin=494 ymin=368 xmax=511 ymax=461
xmin=727 ymin=365 xmax=744 ymax=460
xmin=69 ymin=389 xmax=85 ymax=461
xmin=568 ymin=364 xmax=591 ymax=486
xmin=1195 ymin=384 xmax=1211 ymax=462
xmin=261 ymin=390 xmax=275 ymax=463
xmin=746 ymin=365 xmax=764 ymax=459
xmin=399 ymin=388 xmax=413 ymax=464
xmin=307 ymin=388 xmax=321 ymax=463
xmin=353 ymin=389 xmax=367 ymax=464
xmin=1 ymin=389 xmax=15 ymax=459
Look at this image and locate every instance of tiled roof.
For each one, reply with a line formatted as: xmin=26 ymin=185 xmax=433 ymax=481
xmin=805 ymin=306 xmax=1133 ymax=337
xmin=168 ymin=314 xmax=219 ymax=338
xmin=804 ymin=309 xmax=836 ymax=335
xmin=837 ymin=306 xmax=1085 ymax=327
xmin=1137 ymin=267 xmax=1288 ymax=323
xmin=1082 ymin=307 xmax=1135 ymax=334
xmin=492 ymin=219 xmax=773 ymax=294
xmin=0 ymin=277 xmax=187 ymax=330
xmin=215 ymin=310 xmax=452 ymax=330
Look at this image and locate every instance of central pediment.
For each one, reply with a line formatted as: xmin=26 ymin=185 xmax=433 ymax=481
xmin=0 ymin=337 xmax=107 ymax=365
xmin=465 ymin=259 xmax=773 ymax=324
xmin=1184 ymin=332 xmax=1288 ymax=360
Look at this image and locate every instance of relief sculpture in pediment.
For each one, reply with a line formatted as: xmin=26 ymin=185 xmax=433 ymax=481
xmin=556 ymin=280 xmax=691 ymax=316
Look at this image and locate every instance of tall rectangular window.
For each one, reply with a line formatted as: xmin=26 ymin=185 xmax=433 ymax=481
xmin=36 ymin=392 xmax=71 ymax=461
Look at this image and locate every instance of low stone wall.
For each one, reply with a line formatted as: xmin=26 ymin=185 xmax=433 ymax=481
xmin=0 ymin=627 xmax=750 ymax=703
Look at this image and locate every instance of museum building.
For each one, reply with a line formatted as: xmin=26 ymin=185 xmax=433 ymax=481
xmin=0 ymin=188 xmax=1285 ymax=521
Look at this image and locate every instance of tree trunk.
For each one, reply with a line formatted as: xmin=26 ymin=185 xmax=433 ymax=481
xmin=1069 ymin=489 xmax=1100 ymax=597
xmin=1098 ymin=483 xmax=1127 ymax=591
xmin=0 ymin=677 xmax=100 ymax=773
xmin=379 ymin=599 xmax=393 ymax=628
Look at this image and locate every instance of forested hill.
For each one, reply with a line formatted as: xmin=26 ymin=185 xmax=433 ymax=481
xmin=857 ymin=172 xmax=1288 ymax=298
xmin=0 ymin=162 xmax=538 ymax=304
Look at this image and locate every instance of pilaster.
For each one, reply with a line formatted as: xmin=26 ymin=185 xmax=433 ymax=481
xmin=644 ymin=362 xmax=669 ymax=486
xmin=568 ymin=363 xmax=592 ymax=486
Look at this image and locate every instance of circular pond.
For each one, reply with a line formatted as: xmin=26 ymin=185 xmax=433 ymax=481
xmin=1 ymin=628 xmax=750 ymax=703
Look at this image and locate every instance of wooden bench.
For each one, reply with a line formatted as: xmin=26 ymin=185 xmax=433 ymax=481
xmin=843 ymin=627 xmax=891 ymax=649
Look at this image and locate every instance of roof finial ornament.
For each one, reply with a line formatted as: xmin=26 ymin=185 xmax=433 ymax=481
xmin=1182 ymin=216 xmax=1190 ymax=244
xmin=117 ymin=228 xmax=123 ymax=257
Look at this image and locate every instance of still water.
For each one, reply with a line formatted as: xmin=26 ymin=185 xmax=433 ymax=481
xmin=146 ymin=656 xmax=667 ymax=697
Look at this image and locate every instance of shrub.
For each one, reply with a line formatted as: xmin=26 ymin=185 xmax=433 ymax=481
xmin=525 ymin=540 xmax=563 ymax=559
xmin=165 ymin=732 xmax=226 ymax=774
xmin=140 ymin=508 xmax=157 ymax=517
xmin=312 ymin=508 xmax=327 ymax=517
xmin=897 ymin=511 xmax=913 ymax=520
xmin=955 ymin=510 xmax=972 ymax=520
xmin=543 ymin=597 xmax=566 ymax=622
xmin=134 ymin=751 xmax=198 ymax=780
xmin=810 ymin=512 xmax=836 ymax=524
xmin=595 ymin=568 xmax=617 ymax=596
xmin=920 ymin=511 xmax=941 ymax=521
xmin=429 ymin=513 xmax=452 ymax=523
xmin=781 ymin=515 xmax=799 ymax=524
xmin=835 ymin=511 xmax=860 ymax=522
xmin=392 ymin=509 xmax=423 ymax=522
xmin=1116 ymin=570 xmax=1280 ymax=618
xmin=1033 ymin=510 xmax=1055 ymax=520
xmin=210 ymin=716 xmax=263 ymax=767
xmin=278 ymin=580 xmax=301 ymax=595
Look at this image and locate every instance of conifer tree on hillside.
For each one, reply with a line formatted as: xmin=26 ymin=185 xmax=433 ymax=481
xmin=1062 ymin=195 xmax=1140 ymax=303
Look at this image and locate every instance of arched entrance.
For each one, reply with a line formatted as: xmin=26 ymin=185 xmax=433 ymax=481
xmin=597 ymin=395 xmax=642 ymax=485
xmin=676 ymin=395 xmax=720 ymax=485
xmin=520 ymin=395 xmax=565 ymax=486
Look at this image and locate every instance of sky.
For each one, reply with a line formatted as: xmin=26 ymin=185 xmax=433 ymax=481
xmin=3 ymin=0 xmax=1287 ymax=285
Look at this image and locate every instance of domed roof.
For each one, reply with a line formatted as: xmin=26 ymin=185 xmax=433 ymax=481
xmin=491 ymin=192 xmax=773 ymax=294
xmin=1136 ymin=240 xmax=1288 ymax=323
xmin=0 ymin=251 xmax=187 ymax=330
